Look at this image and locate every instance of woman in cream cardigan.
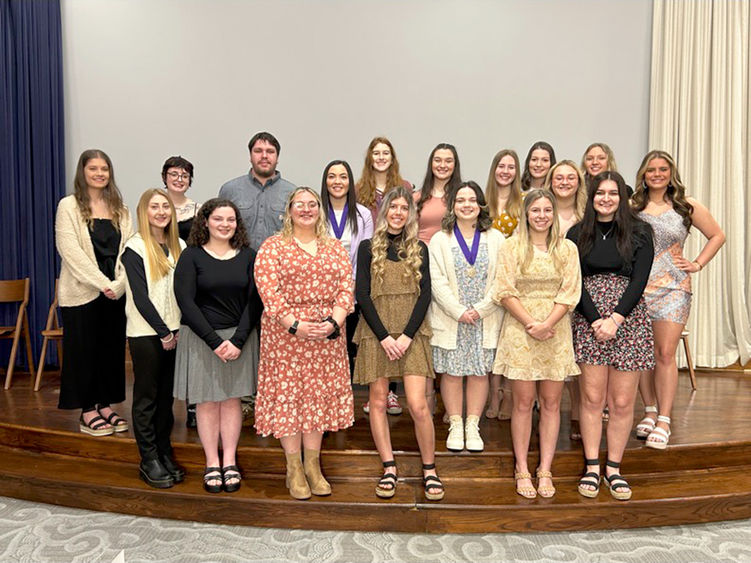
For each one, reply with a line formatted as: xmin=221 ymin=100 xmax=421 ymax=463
xmin=429 ymin=181 xmax=505 ymax=453
xmin=55 ymin=149 xmax=132 ymax=436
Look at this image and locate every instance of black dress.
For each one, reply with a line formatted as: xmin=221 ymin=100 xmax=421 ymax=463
xmin=58 ymin=219 xmax=126 ymax=410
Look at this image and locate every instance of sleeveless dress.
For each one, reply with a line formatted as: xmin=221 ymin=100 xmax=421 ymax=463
xmin=638 ymin=208 xmax=691 ymax=324
xmin=353 ymin=259 xmax=434 ymax=383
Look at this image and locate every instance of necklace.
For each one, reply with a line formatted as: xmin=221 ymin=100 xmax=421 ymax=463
xmin=599 ymin=223 xmax=615 ymax=240
xmin=453 ymin=224 xmax=481 ymax=277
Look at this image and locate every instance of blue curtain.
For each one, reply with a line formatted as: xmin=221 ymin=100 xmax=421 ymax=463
xmin=0 ymin=0 xmax=65 ymax=367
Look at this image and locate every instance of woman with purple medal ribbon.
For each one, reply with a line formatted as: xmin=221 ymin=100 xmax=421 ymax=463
xmin=320 ymin=160 xmax=374 ymax=375
xmin=428 ymin=182 xmax=505 ymax=453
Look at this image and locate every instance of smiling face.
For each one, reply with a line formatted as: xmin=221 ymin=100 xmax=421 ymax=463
xmin=207 ymin=206 xmax=237 ymax=243
xmin=164 ymin=167 xmax=191 ymax=195
xmin=453 ymin=186 xmax=480 ymax=224
xmin=84 ymin=157 xmax=110 ymax=190
xmin=584 ymin=146 xmax=609 ymax=177
xmin=371 ymin=142 xmax=393 ymax=173
xmin=386 ymin=196 xmax=410 ymax=234
xmin=431 ymin=149 xmax=455 ymax=182
xmin=495 ymin=155 xmax=517 ymax=188
xmin=644 ymin=157 xmax=671 ymax=190
xmin=326 ymin=164 xmax=350 ymax=202
xmin=528 ymin=149 xmax=552 ymax=180
xmin=147 ymin=194 xmax=172 ymax=232
xmin=290 ymin=190 xmax=320 ymax=230
xmin=593 ymin=179 xmax=620 ymax=221
xmin=250 ymin=139 xmax=279 ymax=179
xmin=551 ymin=164 xmax=580 ymax=201
xmin=527 ymin=196 xmax=554 ymax=234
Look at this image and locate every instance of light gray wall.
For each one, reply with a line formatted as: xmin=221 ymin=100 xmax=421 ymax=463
xmin=62 ymin=0 xmax=652 ymax=213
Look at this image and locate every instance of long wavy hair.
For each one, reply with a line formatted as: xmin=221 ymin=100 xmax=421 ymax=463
xmin=416 ymin=143 xmax=462 ymax=214
xmin=279 ymin=187 xmax=330 ymax=242
xmin=135 ymin=189 xmax=182 ymax=280
xmin=575 ymin=172 xmax=652 ymax=273
xmin=516 ymin=189 xmax=564 ymax=274
xmin=73 ymin=149 xmax=127 ymax=230
xmin=371 ymin=187 xmax=423 ymax=288
xmin=521 ymin=141 xmax=556 ymax=192
xmin=320 ymin=160 xmax=360 ymax=236
xmin=632 ymin=150 xmax=693 ymax=229
xmin=356 ymin=137 xmax=406 ymax=209
xmin=580 ymin=142 xmax=617 ymax=184
xmin=544 ymin=160 xmax=587 ymax=222
xmin=484 ymin=149 xmax=523 ymax=221
xmin=442 ymin=181 xmax=492 ymax=233
xmin=187 ymin=198 xmax=249 ymax=249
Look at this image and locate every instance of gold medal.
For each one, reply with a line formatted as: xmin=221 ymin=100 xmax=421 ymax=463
xmin=467 ymin=266 xmax=477 ymax=277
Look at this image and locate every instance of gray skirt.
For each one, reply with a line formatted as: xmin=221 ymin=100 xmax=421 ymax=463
xmin=173 ymin=324 xmax=259 ymax=404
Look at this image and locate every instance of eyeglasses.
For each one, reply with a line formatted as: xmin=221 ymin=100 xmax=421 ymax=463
xmin=166 ymin=171 xmax=191 ymax=181
xmin=291 ymin=201 xmax=320 ymax=211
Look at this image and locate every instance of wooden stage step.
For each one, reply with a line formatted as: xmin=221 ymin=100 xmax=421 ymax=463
xmin=1 ymin=370 xmax=751 ymax=532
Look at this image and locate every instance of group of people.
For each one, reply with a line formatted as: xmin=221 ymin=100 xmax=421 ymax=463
xmin=54 ymin=132 xmax=725 ymax=503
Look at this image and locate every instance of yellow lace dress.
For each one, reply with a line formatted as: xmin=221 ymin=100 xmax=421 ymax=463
xmin=492 ymin=236 xmax=581 ymax=381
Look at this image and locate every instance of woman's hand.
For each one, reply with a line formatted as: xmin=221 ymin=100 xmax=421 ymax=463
xmin=594 ymin=317 xmax=618 ymax=341
xmin=161 ymin=332 xmax=177 ymax=351
xmin=395 ymin=334 xmax=413 ymax=355
xmin=380 ymin=336 xmax=403 ymax=361
xmin=674 ymin=256 xmax=702 ymax=273
xmin=458 ymin=308 xmax=479 ymax=325
xmin=526 ymin=321 xmax=554 ymax=341
xmin=102 ymin=288 xmax=117 ymax=300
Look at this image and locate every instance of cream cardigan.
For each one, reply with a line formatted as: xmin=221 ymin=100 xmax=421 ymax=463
xmin=428 ymin=228 xmax=505 ymax=350
xmin=55 ymin=195 xmax=133 ymax=307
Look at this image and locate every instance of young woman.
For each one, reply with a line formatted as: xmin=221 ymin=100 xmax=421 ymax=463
xmin=173 ymin=199 xmax=261 ymax=494
xmin=492 ymin=189 xmax=581 ymax=499
xmin=567 ymin=172 xmax=655 ymax=500
xmin=520 ymin=141 xmax=556 ymax=192
xmin=633 ymin=151 xmax=725 ymax=449
xmin=254 ymin=188 xmax=355 ymax=500
xmin=321 ymin=160 xmax=374 ymax=376
xmin=55 ymin=149 xmax=132 ymax=436
xmin=429 ymin=182 xmax=504 ymax=452
xmin=484 ymin=149 xmax=523 ymax=421
xmin=581 ymin=143 xmax=634 ymax=197
xmin=353 ymin=187 xmax=443 ymax=501
xmin=122 ymin=189 xmax=185 ymax=488
xmin=161 ymin=155 xmax=201 ymax=429
xmin=415 ymin=143 xmax=462 ymax=245
xmin=356 ymin=137 xmax=410 ymax=415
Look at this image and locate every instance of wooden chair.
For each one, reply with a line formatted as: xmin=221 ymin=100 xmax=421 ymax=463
xmin=0 ymin=278 xmax=35 ymax=389
xmin=680 ymin=330 xmax=697 ymax=391
xmin=34 ymin=280 xmax=63 ymax=391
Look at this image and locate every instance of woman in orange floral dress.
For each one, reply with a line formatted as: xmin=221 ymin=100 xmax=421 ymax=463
xmin=254 ymin=187 xmax=355 ymax=500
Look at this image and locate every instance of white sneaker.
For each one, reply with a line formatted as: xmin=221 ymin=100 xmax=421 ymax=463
xmin=446 ymin=415 xmax=464 ymax=452
xmin=464 ymin=415 xmax=484 ymax=452
xmin=386 ymin=391 xmax=403 ymax=415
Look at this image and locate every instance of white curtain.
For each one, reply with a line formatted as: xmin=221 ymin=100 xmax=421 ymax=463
xmin=649 ymin=0 xmax=751 ymax=367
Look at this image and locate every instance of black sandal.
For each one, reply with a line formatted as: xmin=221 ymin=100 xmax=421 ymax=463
xmin=222 ymin=465 xmax=242 ymax=493
xmin=97 ymin=407 xmax=129 ymax=432
xmin=203 ymin=466 xmax=223 ymax=493
xmin=79 ymin=413 xmax=114 ymax=437
xmin=604 ymin=460 xmax=632 ymax=501
xmin=375 ymin=460 xmax=397 ymax=499
xmin=422 ymin=463 xmax=444 ymax=501
xmin=577 ymin=458 xmax=601 ymax=498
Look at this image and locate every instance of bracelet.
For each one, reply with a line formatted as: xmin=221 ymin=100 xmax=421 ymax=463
xmin=160 ymin=333 xmax=174 ymax=343
xmin=611 ymin=316 xmax=623 ymax=327
xmin=694 ymin=260 xmax=703 ymax=271
xmin=324 ymin=316 xmax=341 ymax=340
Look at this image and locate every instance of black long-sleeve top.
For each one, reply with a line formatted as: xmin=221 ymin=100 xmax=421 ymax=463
xmin=173 ymin=246 xmax=262 ymax=350
xmin=355 ymin=233 xmax=431 ymax=340
xmin=566 ymin=221 xmax=654 ymax=324
xmin=121 ymin=246 xmax=172 ymax=338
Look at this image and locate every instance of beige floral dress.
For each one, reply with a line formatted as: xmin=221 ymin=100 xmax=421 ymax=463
xmin=492 ymin=236 xmax=581 ymax=381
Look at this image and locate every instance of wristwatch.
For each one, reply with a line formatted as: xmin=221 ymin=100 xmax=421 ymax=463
xmin=288 ymin=320 xmax=299 ymax=335
xmin=324 ymin=316 xmax=341 ymax=340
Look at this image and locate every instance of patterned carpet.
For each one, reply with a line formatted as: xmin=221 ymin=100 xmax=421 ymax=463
xmin=1 ymin=496 xmax=750 ymax=563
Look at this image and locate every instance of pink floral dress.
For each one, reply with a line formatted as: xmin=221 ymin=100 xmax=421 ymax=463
xmin=254 ymin=234 xmax=355 ymax=438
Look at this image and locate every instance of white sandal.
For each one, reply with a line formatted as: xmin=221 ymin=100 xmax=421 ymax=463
xmin=635 ymin=405 xmax=658 ymax=439
xmin=645 ymin=415 xmax=671 ymax=450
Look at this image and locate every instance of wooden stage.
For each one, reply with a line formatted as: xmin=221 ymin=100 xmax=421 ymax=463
xmin=1 ymin=367 xmax=750 ymax=533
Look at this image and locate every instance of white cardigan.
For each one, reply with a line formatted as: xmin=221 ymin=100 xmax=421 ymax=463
xmin=55 ymin=195 xmax=132 ymax=307
xmin=428 ymin=228 xmax=505 ymax=350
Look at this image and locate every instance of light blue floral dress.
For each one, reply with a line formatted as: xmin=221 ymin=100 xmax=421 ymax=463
xmin=432 ymin=239 xmax=495 ymax=376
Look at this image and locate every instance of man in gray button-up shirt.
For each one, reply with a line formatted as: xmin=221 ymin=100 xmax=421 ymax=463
xmin=219 ymin=131 xmax=297 ymax=251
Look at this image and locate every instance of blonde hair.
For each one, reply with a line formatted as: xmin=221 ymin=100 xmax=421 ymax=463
xmin=135 ymin=189 xmax=182 ymax=281
xmin=544 ymin=160 xmax=587 ymax=222
xmin=516 ymin=189 xmax=564 ymax=274
xmin=581 ymin=142 xmax=618 ymax=179
xmin=485 ymin=149 xmax=523 ymax=221
xmin=356 ymin=137 xmax=406 ymax=209
xmin=279 ymin=187 xmax=331 ymax=242
xmin=632 ymin=150 xmax=693 ymax=229
xmin=370 ymin=187 xmax=423 ymax=289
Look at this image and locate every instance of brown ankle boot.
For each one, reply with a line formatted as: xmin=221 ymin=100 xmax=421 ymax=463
xmin=285 ymin=451 xmax=311 ymax=500
xmin=303 ymin=449 xmax=331 ymax=496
